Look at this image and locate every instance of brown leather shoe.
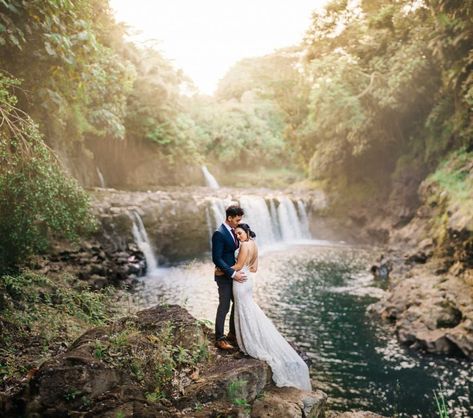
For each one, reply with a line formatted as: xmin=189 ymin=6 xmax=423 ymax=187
xmin=215 ymin=339 xmax=234 ymax=350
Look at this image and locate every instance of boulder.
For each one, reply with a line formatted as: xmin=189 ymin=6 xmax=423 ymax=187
xmin=5 ymin=305 xmax=329 ymax=418
xmin=327 ymin=412 xmax=387 ymax=418
xmin=251 ymin=387 xmax=326 ymax=418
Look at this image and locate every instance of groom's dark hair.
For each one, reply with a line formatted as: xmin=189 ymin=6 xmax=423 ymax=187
xmin=226 ymin=205 xmax=244 ymax=219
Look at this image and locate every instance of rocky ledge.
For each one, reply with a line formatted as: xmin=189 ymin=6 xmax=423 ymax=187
xmin=1 ymin=304 xmax=387 ymax=417
xmin=90 ymin=187 xmax=326 ymax=263
xmin=3 ymin=305 xmax=329 ymax=418
xmin=31 ymin=186 xmax=328 ymax=291
xmin=368 ymin=264 xmax=473 ymax=357
xmin=32 ymin=240 xmax=145 ymax=290
xmin=365 ymin=163 xmax=473 ymax=358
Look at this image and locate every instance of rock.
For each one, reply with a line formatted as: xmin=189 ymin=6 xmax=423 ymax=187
xmin=179 ymin=358 xmax=271 ymax=407
xmin=404 ymin=251 xmax=428 ymax=264
xmin=251 ymin=387 xmax=326 ymax=418
xmin=39 ymin=236 xmax=147 ymax=288
xmin=7 ymin=306 xmax=206 ymax=417
xmin=5 ymin=305 xmax=329 ymax=418
xmin=369 ymin=267 xmax=473 ymax=357
xmin=370 ymin=255 xmax=393 ymax=280
xmin=90 ymin=263 xmax=107 ymax=276
xmin=127 ymin=263 xmax=142 ymax=275
xmin=89 ymin=275 xmax=108 ymax=290
xmin=417 ymin=238 xmax=434 ymax=252
xmin=327 ymin=411 xmax=387 ymax=418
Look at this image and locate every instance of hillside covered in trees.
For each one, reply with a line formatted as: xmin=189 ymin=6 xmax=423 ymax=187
xmin=1 ymin=0 xmax=471 ymax=268
xmin=1 ymin=0 xmax=470 ymax=184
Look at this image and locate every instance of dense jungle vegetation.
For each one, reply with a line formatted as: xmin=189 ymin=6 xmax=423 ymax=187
xmin=0 ymin=0 xmax=471 ymax=264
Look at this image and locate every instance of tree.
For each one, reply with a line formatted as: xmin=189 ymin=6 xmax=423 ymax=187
xmin=0 ymin=73 xmax=95 ymax=272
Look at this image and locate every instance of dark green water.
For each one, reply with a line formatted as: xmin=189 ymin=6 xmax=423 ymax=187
xmin=133 ymin=244 xmax=472 ymax=417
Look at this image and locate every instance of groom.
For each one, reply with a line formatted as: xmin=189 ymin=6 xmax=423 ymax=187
xmin=212 ymin=205 xmax=246 ymax=350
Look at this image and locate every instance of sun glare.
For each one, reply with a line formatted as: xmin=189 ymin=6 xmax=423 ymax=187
xmin=110 ymin=0 xmax=329 ymax=95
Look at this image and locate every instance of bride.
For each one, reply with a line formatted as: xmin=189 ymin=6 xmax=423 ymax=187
xmin=231 ymin=223 xmax=312 ymax=392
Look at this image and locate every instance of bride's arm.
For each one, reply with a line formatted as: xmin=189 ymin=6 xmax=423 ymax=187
xmin=231 ymin=243 xmax=249 ymax=271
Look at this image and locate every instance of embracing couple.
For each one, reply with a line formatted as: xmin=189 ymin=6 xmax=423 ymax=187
xmin=211 ymin=205 xmax=311 ymax=391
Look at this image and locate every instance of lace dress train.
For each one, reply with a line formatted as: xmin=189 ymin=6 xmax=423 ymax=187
xmin=233 ymin=267 xmax=312 ymax=391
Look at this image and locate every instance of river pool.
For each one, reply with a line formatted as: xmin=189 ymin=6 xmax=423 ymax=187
xmin=131 ymin=243 xmax=472 ymax=417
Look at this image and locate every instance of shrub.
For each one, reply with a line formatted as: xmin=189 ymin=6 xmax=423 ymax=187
xmin=0 ymin=73 xmax=96 ymax=272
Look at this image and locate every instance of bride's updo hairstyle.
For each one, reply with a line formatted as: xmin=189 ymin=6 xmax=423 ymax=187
xmin=237 ymin=223 xmax=256 ymax=239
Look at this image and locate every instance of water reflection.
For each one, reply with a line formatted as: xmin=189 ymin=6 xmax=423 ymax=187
xmin=132 ymin=244 xmax=472 ymax=417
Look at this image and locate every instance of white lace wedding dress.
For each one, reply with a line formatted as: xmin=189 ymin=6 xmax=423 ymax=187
xmin=233 ymin=247 xmax=312 ymax=391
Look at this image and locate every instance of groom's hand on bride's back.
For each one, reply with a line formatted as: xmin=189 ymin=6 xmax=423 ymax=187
xmin=233 ymin=271 xmax=247 ymax=283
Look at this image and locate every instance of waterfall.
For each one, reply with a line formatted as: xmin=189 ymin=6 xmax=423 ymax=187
xmin=96 ymin=167 xmax=106 ymax=188
xmin=205 ymin=195 xmax=312 ymax=249
xmin=208 ymin=197 xmax=228 ymax=230
xmin=277 ymin=196 xmax=305 ymax=241
xmin=130 ymin=211 xmax=158 ymax=273
xmin=239 ymin=195 xmax=276 ymax=247
xmin=201 ymin=165 xmax=220 ymax=189
xmin=205 ymin=206 xmax=214 ymax=247
xmin=297 ymin=200 xmax=312 ymax=239
xmin=269 ymin=198 xmax=282 ymax=241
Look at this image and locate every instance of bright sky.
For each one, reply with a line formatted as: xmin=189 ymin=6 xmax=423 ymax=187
xmin=110 ymin=0 xmax=329 ymax=95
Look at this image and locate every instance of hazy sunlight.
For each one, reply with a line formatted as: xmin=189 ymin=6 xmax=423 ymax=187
xmin=110 ymin=0 xmax=329 ymax=94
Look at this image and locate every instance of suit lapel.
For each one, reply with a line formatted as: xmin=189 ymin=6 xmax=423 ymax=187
xmin=220 ymin=223 xmax=236 ymax=248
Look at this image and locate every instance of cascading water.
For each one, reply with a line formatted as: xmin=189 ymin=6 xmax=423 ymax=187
xmin=205 ymin=195 xmax=312 ymax=248
xmin=239 ymin=195 xmax=276 ymax=247
xmin=207 ymin=197 xmax=229 ymax=230
xmin=205 ymin=206 xmax=214 ymax=246
xmin=201 ymin=166 xmax=220 ymax=189
xmin=268 ymin=198 xmax=282 ymax=241
xmin=130 ymin=211 xmax=158 ymax=273
xmin=277 ymin=196 xmax=306 ymax=241
xmin=96 ymin=167 xmax=106 ymax=188
xmin=297 ymin=200 xmax=311 ymax=240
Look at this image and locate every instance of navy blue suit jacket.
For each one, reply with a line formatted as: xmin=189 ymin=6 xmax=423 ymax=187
xmin=212 ymin=224 xmax=238 ymax=279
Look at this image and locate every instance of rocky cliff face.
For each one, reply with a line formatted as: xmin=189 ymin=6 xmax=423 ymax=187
xmin=363 ymin=159 xmax=473 ymax=358
xmin=91 ymin=188 xmax=211 ymax=263
xmin=90 ymin=187 xmax=326 ymax=263
xmin=40 ymin=188 xmax=326 ymax=289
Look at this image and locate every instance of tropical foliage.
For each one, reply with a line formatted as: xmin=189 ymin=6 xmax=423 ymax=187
xmin=0 ymin=73 xmax=95 ymax=272
xmin=300 ymin=0 xmax=472 ymax=195
xmin=0 ymin=0 xmax=471 ymax=267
